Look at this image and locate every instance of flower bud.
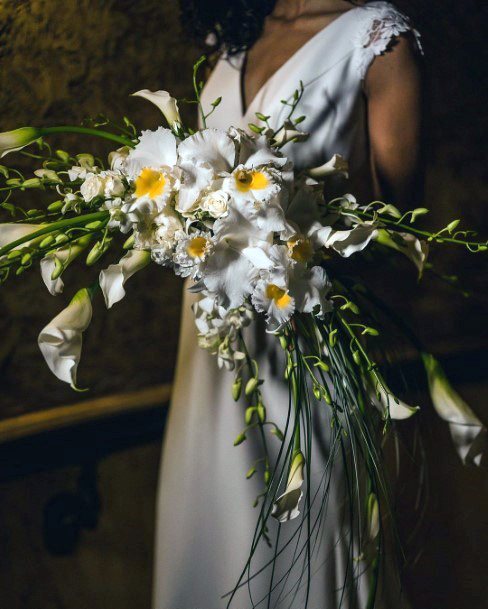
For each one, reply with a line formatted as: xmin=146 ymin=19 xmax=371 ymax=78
xmin=21 ymin=252 xmax=32 ymax=266
xmin=314 ymin=360 xmax=329 ymax=372
xmin=245 ymin=406 xmax=255 ymax=425
xmin=233 ymin=432 xmax=247 ymax=447
xmin=21 ymin=178 xmax=42 ymax=189
xmin=232 ymin=377 xmax=242 ymax=401
xmin=245 ymin=377 xmax=259 ymax=396
xmin=55 ymin=150 xmax=70 ymax=163
xmin=352 ymin=350 xmax=362 ymax=366
xmin=313 ymin=385 xmax=322 ymax=400
xmin=55 ymin=234 xmax=69 ymax=245
xmin=0 ymin=127 xmax=41 ymax=158
xmin=123 ymin=234 xmax=135 ymax=250
xmin=47 ymin=200 xmax=64 ymax=212
xmin=256 ymin=403 xmax=266 ymax=423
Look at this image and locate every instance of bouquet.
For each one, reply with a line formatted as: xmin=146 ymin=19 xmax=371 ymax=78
xmin=0 ymin=58 xmax=486 ymax=606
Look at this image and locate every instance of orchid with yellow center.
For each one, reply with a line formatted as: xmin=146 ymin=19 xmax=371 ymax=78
xmin=287 ymin=235 xmax=315 ymax=263
xmin=124 ymin=127 xmax=177 ymax=181
xmin=252 ymin=279 xmax=295 ymax=329
xmin=134 ymin=167 xmax=167 ymax=199
xmin=174 ymin=231 xmax=213 ymax=278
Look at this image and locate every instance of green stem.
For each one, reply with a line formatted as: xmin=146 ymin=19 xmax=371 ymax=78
xmin=330 ymin=204 xmax=486 ymax=249
xmin=40 ymin=126 xmax=135 ymax=148
xmin=0 ymin=211 xmax=109 ymax=256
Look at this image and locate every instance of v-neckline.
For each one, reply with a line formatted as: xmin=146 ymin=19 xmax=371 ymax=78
xmin=239 ymin=8 xmax=356 ymax=117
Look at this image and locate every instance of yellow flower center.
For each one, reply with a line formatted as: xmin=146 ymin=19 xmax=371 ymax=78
xmin=187 ymin=236 xmax=208 ymax=258
xmin=134 ymin=168 xmax=166 ymax=198
xmin=235 ymin=169 xmax=269 ymax=192
xmin=266 ymin=284 xmax=292 ymax=309
xmin=287 ymin=235 xmax=314 ymax=263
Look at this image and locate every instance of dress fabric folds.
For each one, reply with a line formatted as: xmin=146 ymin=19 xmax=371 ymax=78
xmin=153 ymin=3 xmax=421 ymax=608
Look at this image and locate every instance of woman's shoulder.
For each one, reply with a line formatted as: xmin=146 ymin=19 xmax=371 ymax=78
xmin=350 ymin=1 xmax=423 ymax=80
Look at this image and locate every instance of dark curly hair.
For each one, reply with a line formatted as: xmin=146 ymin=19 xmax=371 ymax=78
xmin=178 ymin=1 xmax=390 ymax=55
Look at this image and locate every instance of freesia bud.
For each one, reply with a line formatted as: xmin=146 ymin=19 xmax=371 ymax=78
xmin=0 ymin=127 xmax=41 ymax=158
xmin=232 ymin=377 xmax=242 ymax=401
xmin=38 ymin=287 xmax=93 ymax=388
xmin=233 ymin=432 xmax=247 ymax=446
xmin=245 ymin=377 xmax=259 ymax=396
xmin=132 ymin=90 xmax=182 ymax=129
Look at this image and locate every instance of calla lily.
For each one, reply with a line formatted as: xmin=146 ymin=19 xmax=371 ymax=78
xmin=40 ymin=235 xmax=92 ymax=295
xmin=272 ymin=451 xmax=305 ymax=522
xmin=0 ymin=127 xmax=41 ymax=158
xmin=372 ymin=381 xmax=419 ymax=420
xmin=307 ymin=154 xmax=349 ymax=179
xmin=315 ymin=222 xmax=378 ymax=257
xmin=38 ymin=287 xmax=93 ymax=388
xmin=132 ymin=90 xmax=182 ymax=129
xmin=375 ymin=229 xmax=429 ymax=277
xmin=272 ymin=121 xmax=309 ymax=147
xmin=0 ymin=223 xmax=42 ymax=250
xmin=99 ymin=249 xmax=151 ymax=308
xmin=422 ymin=353 xmax=486 ymax=466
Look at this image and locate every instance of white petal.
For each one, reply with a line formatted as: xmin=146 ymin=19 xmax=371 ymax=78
xmin=0 ymin=223 xmax=41 ymax=249
xmin=132 ymin=90 xmax=181 ymax=127
xmin=307 ymin=154 xmax=349 ymax=178
xmin=99 ymin=249 xmax=151 ymax=308
xmin=125 ymin=127 xmax=177 ymax=178
xmin=423 ymin=353 xmax=486 ymax=466
xmin=372 ymin=384 xmax=419 ymax=420
xmin=178 ymin=129 xmax=235 ymax=172
xmin=38 ymin=288 xmax=93 ymax=387
xmin=271 ymin=452 xmax=305 ymax=523
xmin=375 ymin=229 xmax=429 ymax=276
xmin=0 ymin=127 xmax=40 ymax=158
xmin=316 ymin=223 xmax=377 ymax=257
xmin=40 ymin=256 xmax=64 ymax=295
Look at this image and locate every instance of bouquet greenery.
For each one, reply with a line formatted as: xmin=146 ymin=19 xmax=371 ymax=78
xmin=0 ymin=58 xmax=485 ymax=607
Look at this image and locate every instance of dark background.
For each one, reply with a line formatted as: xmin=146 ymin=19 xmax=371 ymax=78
xmin=0 ymin=1 xmax=486 ymax=608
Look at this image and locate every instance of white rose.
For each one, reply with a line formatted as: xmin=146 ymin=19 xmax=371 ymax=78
xmin=102 ymin=171 xmax=125 ymax=198
xmin=80 ymin=173 xmax=105 ymax=202
xmin=199 ymin=189 xmax=230 ymax=218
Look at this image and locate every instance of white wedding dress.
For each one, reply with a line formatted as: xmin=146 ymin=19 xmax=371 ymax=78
xmin=153 ymin=4 xmax=422 ymax=609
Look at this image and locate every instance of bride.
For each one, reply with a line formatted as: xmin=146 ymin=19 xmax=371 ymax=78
xmin=153 ymin=1 xmax=423 ymax=608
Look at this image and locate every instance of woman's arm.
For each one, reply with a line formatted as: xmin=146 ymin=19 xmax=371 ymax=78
xmin=364 ymin=35 xmax=424 ymax=206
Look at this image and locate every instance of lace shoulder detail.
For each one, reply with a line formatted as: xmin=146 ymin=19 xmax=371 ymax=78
xmin=354 ymin=1 xmax=423 ymax=80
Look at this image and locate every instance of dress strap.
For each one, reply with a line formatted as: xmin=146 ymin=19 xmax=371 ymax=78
xmin=353 ymin=1 xmax=423 ymax=80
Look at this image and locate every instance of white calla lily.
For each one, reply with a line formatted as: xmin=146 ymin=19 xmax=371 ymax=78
xmin=307 ymin=154 xmax=349 ymax=179
xmin=0 ymin=127 xmax=41 ymax=158
xmin=272 ymin=451 xmax=305 ymax=522
xmin=132 ymin=90 xmax=181 ymax=128
xmin=99 ymin=249 xmax=151 ymax=308
xmin=0 ymin=223 xmax=42 ymax=250
xmin=40 ymin=235 xmax=92 ymax=295
xmin=272 ymin=121 xmax=309 ymax=147
xmin=38 ymin=287 xmax=93 ymax=388
xmin=372 ymin=382 xmax=419 ymax=420
xmin=422 ymin=353 xmax=486 ymax=466
xmin=375 ymin=229 xmax=429 ymax=277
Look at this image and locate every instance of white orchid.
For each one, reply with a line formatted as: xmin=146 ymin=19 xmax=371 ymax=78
xmin=173 ymin=230 xmax=213 ymax=278
xmin=423 ymin=353 xmax=486 ymax=466
xmin=99 ymin=249 xmax=151 ymax=308
xmin=132 ymin=89 xmax=182 ymax=129
xmin=0 ymin=127 xmax=41 ymax=158
xmin=272 ymin=451 xmax=305 ymax=522
xmin=108 ymin=146 xmax=130 ymax=172
xmin=291 ymin=265 xmax=333 ymax=318
xmin=314 ymin=221 xmax=378 ymax=257
xmin=125 ymin=127 xmax=178 ymax=184
xmin=38 ymin=287 xmax=93 ymax=388
xmin=176 ymin=129 xmax=236 ymax=213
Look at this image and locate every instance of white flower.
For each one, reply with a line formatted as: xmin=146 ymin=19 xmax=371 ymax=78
xmin=252 ymin=279 xmax=295 ymax=328
xmin=291 ymin=265 xmax=333 ymax=318
xmin=80 ymin=173 xmax=105 ymax=202
xmin=99 ymin=249 xmax=151 ymax=308
xmin=38 ymin=287 xmax=93 ymax=388
xmin=375 ymin=229 xmax=429 ymax=277
xmin=0 ymin=127 xmax=40 ymax=158
xmin=222 ymin=164 xmax=282 ymax=207
xmin=173 ymin=230 xmax=213 ymax=278
xmin=272 ymin=451 xmax=305 ymax=522
xmin=422 ymin=353 xmax=486 ymax=466
xmin=132 ymin=89 xmax=182 ymax=129
xmin=371 ymin=382 xmax=419 ymax=420
xmin=0 ymin=223 xmax=41 ymax=251
xmin=176 ymin=129 xmax=236 ymax=212
xmin=40 ymin=235 xmax=92 ymax=295
xmin=145 ymin=207 xmax=184 ymax=263
xmin=100 ymin=170 xmax=125 ymax=198
xmin=68 ymin=166 xmax=90 ymax=182
xmin=236 ymin=132 xmax=288 ymax=169
xmin=314 ymin=222 xmax=378 ymax=257
xmin=199 ymin=189 xmax=230 ymax=218
xmin=271 ymin=121 xmax=309 ymax=146
xmin=125 ymin=127 xmax=178 ymax=180
xmin=307 ymin=154 xmax=349 ymax=179
xmin=102 ymin=198 xmax=133 ymax=233
xmin=108 ymin=146 xmax=130 ymax=172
